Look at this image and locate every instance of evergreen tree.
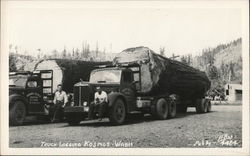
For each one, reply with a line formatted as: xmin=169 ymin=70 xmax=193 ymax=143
xmin=62 ymin=46 xmax=67 ymax=58
xmin=9 ymin=54 xmax=17 ymax=72
xmin=75 ymin=48 xmax=80 ymax=59
xmin=160 ymin=47 xmax=165 ymax=56
xmin=72 ymin=48 xmax=75 ymax=58
xmin=207 ymin=65 xmax=219 ymax=80
xmin=52 ymin=49 xmax=58 ymax=58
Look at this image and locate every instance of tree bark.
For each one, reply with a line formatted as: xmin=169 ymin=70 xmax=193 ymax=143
xmin=114 ymin=46 xmax=210 ymax=99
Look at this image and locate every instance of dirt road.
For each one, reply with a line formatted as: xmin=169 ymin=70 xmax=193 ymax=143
xmin=9 ymin=105 xmax=242 ymax=148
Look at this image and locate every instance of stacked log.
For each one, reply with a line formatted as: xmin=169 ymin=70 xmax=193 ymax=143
xmin=113 ymin=46 xmax=210 ymax=99
xmin=35 ymin=59 xmax=111 ymax=93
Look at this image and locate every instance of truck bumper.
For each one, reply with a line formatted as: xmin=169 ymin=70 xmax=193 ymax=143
xmin=64 ymin=106 xmax=89 ymax=113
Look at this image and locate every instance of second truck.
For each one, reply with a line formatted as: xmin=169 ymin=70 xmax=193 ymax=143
xmin=64 ymin=47 xmax=211 ymax=125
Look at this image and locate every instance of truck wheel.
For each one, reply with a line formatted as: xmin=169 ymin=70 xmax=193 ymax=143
xmin=66 ymin=113 xmax=82 ymax=126
xmin=9 ymin=100 xmax=26 ymax=126
xmin=196 ymin=98 xmax=206 ymax=113
xmin=155 ymin=98 xmax=169 ymax=120
xmin=168 ymin=100 xmax=176 ymax=118
xmin=206 ymin=99 xmax=212 ymax=112
xmin=109 ymin=99 xmax=126 ymax=125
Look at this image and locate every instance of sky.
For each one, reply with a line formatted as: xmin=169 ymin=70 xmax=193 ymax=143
xmin=5 ymin=1 xmax=242 ymax=57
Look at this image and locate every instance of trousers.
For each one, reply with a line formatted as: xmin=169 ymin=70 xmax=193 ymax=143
xmin=52 ymin=100 xmax=64 ymax=121
xmin=88 ymin=101 xmax=107 ymax=119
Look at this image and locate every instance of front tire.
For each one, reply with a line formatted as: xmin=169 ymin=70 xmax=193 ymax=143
xmin=9 ymin=100 xmax=26 ymax=126
xmin=109 ymin=99 xmax=126 ymax=125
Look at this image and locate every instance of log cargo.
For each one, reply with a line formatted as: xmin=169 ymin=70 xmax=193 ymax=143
xmin=35 ymin=59 xmax=111 ymax=93
xmin=113 ymin=47 xmax=210 ymax=99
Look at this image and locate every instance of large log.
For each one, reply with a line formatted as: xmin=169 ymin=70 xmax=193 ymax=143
xmin=113 ymin=46 xmax=210 ymax=99
xmin=35 ymin=59 xmax=111 ymax=93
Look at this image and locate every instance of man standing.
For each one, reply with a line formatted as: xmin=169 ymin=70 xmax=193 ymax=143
xmin=52 ymin=84 xmax=68 ymax=122
xmin=89 ymin=86 xmax=108 ymax=121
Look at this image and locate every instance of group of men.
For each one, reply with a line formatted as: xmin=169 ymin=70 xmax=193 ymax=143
xmin=52 ymin=84 xmax=107 ymax=122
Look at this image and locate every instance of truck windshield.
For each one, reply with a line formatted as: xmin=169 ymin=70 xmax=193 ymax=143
xmin=90 ymin=69 xmax=121 ymax=83
xmin=9 ymin=76 xmax=28 ymax=87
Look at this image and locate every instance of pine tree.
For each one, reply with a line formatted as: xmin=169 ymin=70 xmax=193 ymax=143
xmin=9 ymin=54 xmax=17 ymax=72
xmin=62 ymin=46 xmax=67 ymax=58
xmin=95 ymin=41 xmax=99 ymax=58
xmin=72 ymin=48 xmax=75 ymax=58
xmin=207 ymin=65 xmax=219 ymax=80
xmin=52 ymin=49 xmax=58 ymax=58
xmin=160 ymin=47 xmax=165 ymax=56
xmin=75 ymin=48 xmax=80 ymax=59
xmin=37 ymin=48 xmax=41 ymax=59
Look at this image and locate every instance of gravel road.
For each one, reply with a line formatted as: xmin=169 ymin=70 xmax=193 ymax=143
xmin=9 ymin=105 xmax=242 ymax=148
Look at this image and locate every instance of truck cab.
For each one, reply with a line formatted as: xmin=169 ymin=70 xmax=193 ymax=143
xmin=9 ymin=70 xmax=54 ymax=125
xmin=64 ymin=63 xmax=177 ymax=125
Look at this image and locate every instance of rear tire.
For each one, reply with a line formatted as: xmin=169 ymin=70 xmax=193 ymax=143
xmin=66 ymin=113 xmax=82 ymax=126
xmin=206 ymin=99 xmax=212 ymax=112
xmin=153 ymin=98 xmax=169 ymax=120
xmin=9 ymin=100 xmax=26 ymax=126
xmin=168 ymin=99 xmax=176 ymax=118
xmin=196 ymin=98 xmax=206 ymax=113
xmin=109 ymin=99 xmax=126 ymax=125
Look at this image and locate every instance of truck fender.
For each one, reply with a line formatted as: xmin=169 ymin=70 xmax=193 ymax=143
xmin=9 ymin=94 xmax=28 ymax=112
xmin=107 ymin=92 xmax=128 ymax=112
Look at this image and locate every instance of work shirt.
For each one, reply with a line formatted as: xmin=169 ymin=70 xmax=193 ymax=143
xmin=53 ymin=91 xmax=68 ymax=105
xmin=94 ymin=91 xmax=108 ymax=104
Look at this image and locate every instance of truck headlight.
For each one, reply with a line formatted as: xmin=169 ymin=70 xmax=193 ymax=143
xmin=70 ymin=101 xmax=75 ymax=106
xmin=83 ymin=101 xmax=87 ymax=106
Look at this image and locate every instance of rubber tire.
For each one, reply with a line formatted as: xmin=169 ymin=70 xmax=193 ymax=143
xmin=154 ymin=98 xmax=169 ymax=120
xmin=206 ymin=99 xmax=212 ymax=112
xmin=66 ymin=113 xmax=82 ymax=126
xmin=9 ymin=100 xmax=26 ymax=126
xmin=109 ymin=99 xmax=126 ymax=125
xmin=168 ymin=100 xmax=176 ymax=118
xmin=196 ymin=98 xmax=206 ymax=113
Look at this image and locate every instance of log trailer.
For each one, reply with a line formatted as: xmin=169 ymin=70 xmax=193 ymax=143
xmin=64 ymin=47 xmax=211 ymax=125
xmin=9 ymin=70 xmax=55 ymax=125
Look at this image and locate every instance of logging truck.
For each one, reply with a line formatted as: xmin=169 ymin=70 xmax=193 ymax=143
xmin=64 ymin=47 xmax=212 ymax=125
xmin=9 ymin=70 xmax=55 ymax=126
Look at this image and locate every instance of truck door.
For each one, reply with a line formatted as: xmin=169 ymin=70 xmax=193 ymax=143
xmin=26 ymin=77 xmax=44 ymax=114
xmin=120 ymin=69 xmax=136 ymax=112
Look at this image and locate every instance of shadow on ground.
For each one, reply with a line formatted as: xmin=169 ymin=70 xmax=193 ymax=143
xmin=10 ymin=110 xmax=215 ymax=127
xmin=60 ymin=111 xmax=215 ymax=128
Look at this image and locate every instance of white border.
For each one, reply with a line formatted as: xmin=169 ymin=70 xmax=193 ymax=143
xmin=1 ymin=0 xmax=249 ymax=155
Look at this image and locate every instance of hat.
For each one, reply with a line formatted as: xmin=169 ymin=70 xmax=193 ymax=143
xmin=96 ymin=86 xmax=101 ymax=90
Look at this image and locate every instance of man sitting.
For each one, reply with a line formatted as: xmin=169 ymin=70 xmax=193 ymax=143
xmin=89 ymin=86 xmax=108 ymax=121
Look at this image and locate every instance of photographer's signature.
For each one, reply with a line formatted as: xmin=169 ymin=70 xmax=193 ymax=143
xmin=193 ymin=133 xmax=239 ymax=147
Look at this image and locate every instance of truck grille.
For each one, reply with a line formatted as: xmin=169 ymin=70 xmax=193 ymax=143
xmin=74 ymin=86 xmax=90 ymax=106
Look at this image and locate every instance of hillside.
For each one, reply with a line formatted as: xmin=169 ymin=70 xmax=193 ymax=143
xmin=183 ymin=38 xmax=242 ymax=97
xmin=213 ymin=42 xmax=241 ymax=67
